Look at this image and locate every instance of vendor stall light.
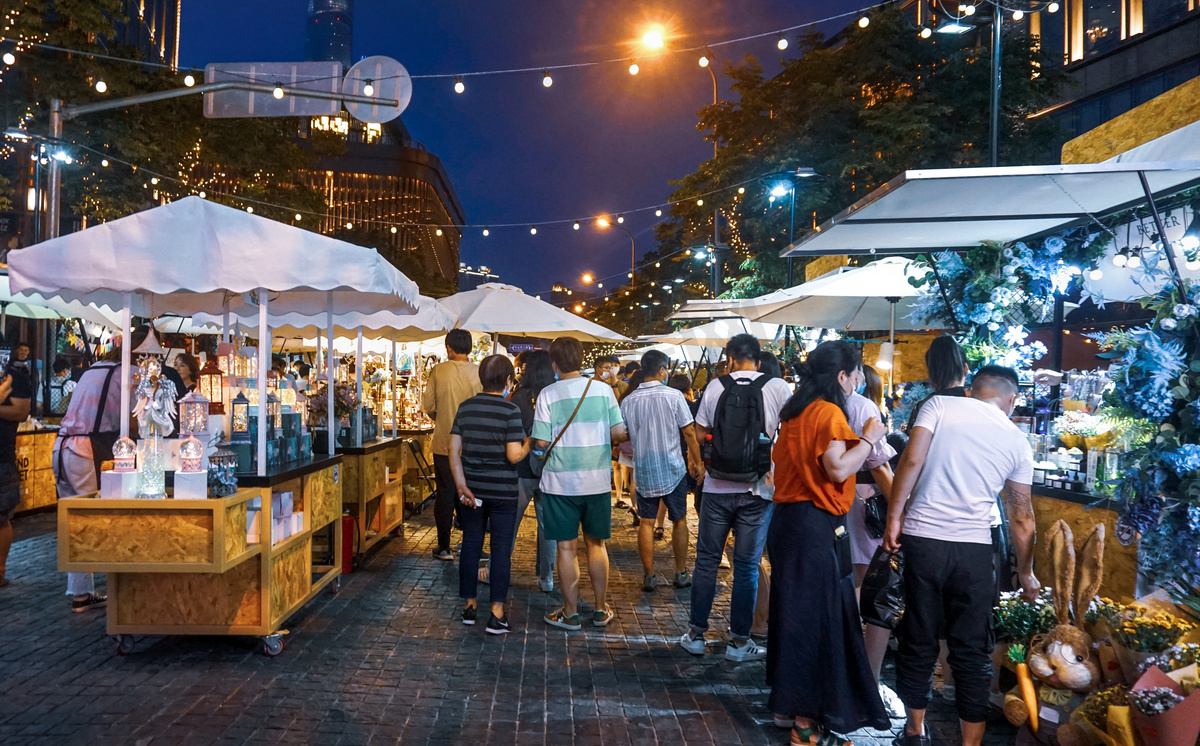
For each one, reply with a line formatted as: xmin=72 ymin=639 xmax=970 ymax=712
xmin=294 ymin=393 xmax=309 ymax=428
xmin=542 ymin=70 xmax=553 ymax=88
xmin=777 ymin=36 xmax=789 ymax=50
xmin=1112 ymin=252 xmax=1128 ymax=267
xmin=1127 ymin=254 xmax=1142 ymax=268
xmin=272 ymin=84 xmax=285 ymax=99
xmin=230 ymin=392 xmax=251 ymax=443
xmin=2 ymin=52 xmax=14 ymax=65
xmin=694 ymin=251 xmax=706 ymax=260
xmin=95 ymin=80 xmax=107 ymax=93
xmin=179 ymin=391 xmax=211 ymax=436
xmin=454 ymin=77 xmax=465 ymax=94
xmin=876 ymin=342 xmax=895 ymax=370
xmin=184 ymin=74 xmax=195 ymax=87
xmin=217 ymin=342 xmax=235 ymax=376
xmin=937 ymin=21 xmax=972 ymax=33
xmin=198 ymin=359 xmax=225 ymax=414
xmin=267 ymin=393 xmax=282 ymax=436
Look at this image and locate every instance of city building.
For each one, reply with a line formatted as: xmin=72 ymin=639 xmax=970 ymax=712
xmin=305 ymin=0 xmax=354 ymax=71
xmin=458 ymin=264 xmax=500 ymax=291
xmin=112 ymin=0 xmax=181 ymax=68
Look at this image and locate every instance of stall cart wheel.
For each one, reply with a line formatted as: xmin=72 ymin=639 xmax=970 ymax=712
xmin=332 ymin=577 xmax=342 ymax=593
xmin=262 ymin=635 xmax=285 ymax=657
xmin=114 ymin=635 xmax=135 ymax=655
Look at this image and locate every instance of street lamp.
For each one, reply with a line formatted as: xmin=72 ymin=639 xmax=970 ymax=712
xmin=764 ymin=167 xmax=823 ymax=286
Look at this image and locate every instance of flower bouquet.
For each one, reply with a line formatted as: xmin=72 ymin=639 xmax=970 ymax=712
xmin=1053 ymin=410 xmax=1103 ymax=450
xmin=307 ymin=382 xmax=359 ymax=427
xmin=1128 ymin=666 xmax=1200 ymax=746
xmin=1065 ymin=684 xmax=1137 ymax=746
xmin=1089 ymin=599 xmax=1196 ymax=683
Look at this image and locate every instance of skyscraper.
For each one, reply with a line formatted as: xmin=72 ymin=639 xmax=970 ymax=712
xmin=114 ymin=0 xmax=181 ymax=68
xmin=305 ymin=0 xmax=354 ymax=70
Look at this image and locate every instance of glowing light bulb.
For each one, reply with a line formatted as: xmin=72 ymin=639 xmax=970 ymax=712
xmin=482 ymin=228 xmax=489 ymax=236
xmin=272 ymin=85 xmax=284 ymax=99
xmin=346 ymin=222 xmax=353 ymax=229
xmin=643 ymin=28 xmax=665 ymax=48
xmin=777 ymin=36 xmax=789 ymax=50
xmin=454 ymin=77 xmax=465 ymax=94
xmin=573 ymin=222 xmax=580 ymax=230
xmin=964 ymin=4 xmax=976 ymax=15
xmin=184 ymin=74 xmax=195 ymax=86
xmin=617 ymin=214 xmax=624 ymax=224
xmin=2 ymin=52 xmax=14 ymax=65
xmin=698 ymin=55 xmax=709 ymax=68
xmin=1012 ymin=10 xmax=1024 ymax=20
xmin=858 ymin=16 xmax=870 ymax=27
xmin=363 ymin=80 xmax=375 ymax=96
xmin=542 ymin=70 xmax=553 ymax=88
xmin=95 ymin=80 xmax=107 ymax=93
xmin=738 ymin=187 xmax=746 ymax=194
xmin=530 ymin=226 xmax=537 ymax=235
xmin=1112 ymin=253 xmax=1128 ymax=267
xmin=1127 ymin=254 xmax=1142 ymax=268
xmin=198 ymin=191 xmax=206 ymax=198
xmin=295 ymin=213 xmax=302 ymax=220
xmin=150 ymin=177 xmax=159 ymax=185
xmin=629 ymin=62 xmax=639 ymax=75
xmin=655 ymin=209 xmax=662 ymax=217
xmin=1088 ymin=268 xmax=1103 ymax=281
xmin=696 ymin=199 xmax=704 ymax=206
xmin=391 ymin=226 xmax=398 ymax=233
xmin=435 ymin=228 xmax=443 ymax=236
xmin=1048 ymin=2 xmax=1060 ymax=12
xmin=101 ymin=159 xmax=109 ymax=167
xmin=920 ymin=27 xmax=932 ymax=38
xmin=246 ymin=206 xmax=254 ymax=214
xmin=1187 ymin=259 xmax=1200 ymax=271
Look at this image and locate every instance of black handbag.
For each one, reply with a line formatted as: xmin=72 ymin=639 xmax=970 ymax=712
xmin=863 ymin=494 xmax=888 ymax=540
xmin=860 ymin=546 xmax=906 ymax=630
xmin=530 ymin=378 xmax=593 ymax=479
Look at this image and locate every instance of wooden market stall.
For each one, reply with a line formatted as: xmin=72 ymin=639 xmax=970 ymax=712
xmin=338 ymin=437 xmax=404 ymax=557
xmin=57 ymin=455 xmax=343 ymax=655
xmin=15 ymin=427 xmax=58 ymax=513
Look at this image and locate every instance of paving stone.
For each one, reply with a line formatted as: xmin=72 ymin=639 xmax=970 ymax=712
xmin=0 ymin=498 xmax=1017 ymax=744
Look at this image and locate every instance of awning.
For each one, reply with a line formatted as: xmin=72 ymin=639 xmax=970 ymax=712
xmin=781 ymin=162 xmax=1200 ymax=257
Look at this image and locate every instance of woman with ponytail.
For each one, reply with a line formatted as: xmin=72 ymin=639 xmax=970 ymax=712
xmin=767 ymin=340 xmax=890 ymax=745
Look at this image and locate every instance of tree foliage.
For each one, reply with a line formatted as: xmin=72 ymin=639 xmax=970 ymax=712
xmin=584 ymin=7 xmax=1068 ymax=337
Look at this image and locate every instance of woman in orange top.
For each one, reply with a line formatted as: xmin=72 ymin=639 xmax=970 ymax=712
xmin=767 ymin=340 xmax=890 ymax=746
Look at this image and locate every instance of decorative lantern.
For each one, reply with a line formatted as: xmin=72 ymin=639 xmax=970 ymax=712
xmin=216 ymin=342 xmax=235 ymax=377
xmin=279 ymin=387 xmax=296 ymax=408
xmin=294 ymin=393 xmax=309 ymax=429
xmin=179 ymin=435 xmax=204 ymax=473
xmin=267 ymin=393 xmax=282 ymax=435
xmin=179 ymin=391 xmax=210 ymax=437
xmin=207 ymin=442 xmax=239 ymax=497
xmin=113 ymin=436 xmax=138 ymax=472
xmin=198 ymin=358 xmax=225 ymax=414
xmin=243 ymin=347 xmax=258 ymax=381
xmin=246 ymin=386 xmax=259 ymax=406
xmin=230 ymin=392 xmax=251 ymax=443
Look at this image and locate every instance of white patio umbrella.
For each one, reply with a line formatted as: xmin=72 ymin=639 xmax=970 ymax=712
xmin=642 ymin=319 xmax=782 ymax=347
xmin=8 ymin=196 xmax=421 ymax=471
xmin=439 ymin=283 xmax=630 ymax=343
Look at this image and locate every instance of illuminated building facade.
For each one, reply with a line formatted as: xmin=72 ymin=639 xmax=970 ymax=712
xmin=305 ymin=0 xmax=354 ymax=70
xmin=113 ymin=0 xmax=181 ymax=68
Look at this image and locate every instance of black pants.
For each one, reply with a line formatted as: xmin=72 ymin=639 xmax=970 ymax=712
xmin=459 ymin=499 xmax=518 ymax=604
xmin=432 ymin=454 xmax=459 ymax=551
xmin=895 ymin=534 xmax=995 ymax=724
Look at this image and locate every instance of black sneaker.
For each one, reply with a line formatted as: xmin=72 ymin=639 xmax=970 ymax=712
xmin=893 ymin=725 xmax=932 ymax=746
xmin=642 ymin=574 xmax=658 ymax=592
xmin=432 ymin=548 xmax=454 ymax=561
xmin=71 ymin=593 xmax=107 ymax=613
xmin=461 ymin=605 xmax=477 ymax=626
xmin=486 ymin=613 xmax=511 ymax=635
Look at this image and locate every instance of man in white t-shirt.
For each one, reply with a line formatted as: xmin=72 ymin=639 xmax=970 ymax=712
xmin=883 ymin=365 xmax=1040 ymax=746
xmin=680 ymin=334 xmax=792 ymax=662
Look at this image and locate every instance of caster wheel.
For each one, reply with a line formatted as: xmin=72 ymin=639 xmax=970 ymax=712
xmin=262 ymin=636 xmax=284 ymax=657
xmin=332 ymin=577 xmax=342 ymax=593
xmin=115 ymin=635 xmax=135 ymax=655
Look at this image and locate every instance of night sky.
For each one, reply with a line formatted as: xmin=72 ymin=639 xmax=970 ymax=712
xmin=181 ymin=0 xmax=851 ymax=296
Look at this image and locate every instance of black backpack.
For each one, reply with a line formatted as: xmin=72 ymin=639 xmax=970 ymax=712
xmin=705 ymin=374 xmax=773 ymax=482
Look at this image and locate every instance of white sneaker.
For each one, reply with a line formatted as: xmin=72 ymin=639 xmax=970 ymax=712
xmin=538 ymin=577 xmax=554 ymax=593
xmin=879 ymin=683 xmax=906 ymax=719
xmin=725 ymin=638 xmax=767 ymax=662
xmin=679 ymin=630 xmax=710 ymax=655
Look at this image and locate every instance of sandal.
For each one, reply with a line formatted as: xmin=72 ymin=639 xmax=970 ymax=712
xmin=790 ymin=725 xmax=851 ymax=746
xmin=654 ymin=527 xmax=665 ymax=541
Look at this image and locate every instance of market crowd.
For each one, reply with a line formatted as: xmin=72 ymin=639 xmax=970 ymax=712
xmin=421 ymin=329 xmax=1039 ymax=746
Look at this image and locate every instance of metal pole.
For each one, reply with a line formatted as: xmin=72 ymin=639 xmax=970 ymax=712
xmin=391 ymin=337 xmax=398 ymax=439
xmin=47 ymin=100 xmax=62 ymax=239
xmin=787 ymin=186 xmax=796 ymax=286
xmin=990 ymin=4 xmax=1002 ymax=168
xmin=889 ymin=298 xmax=897 ymax=395
xmin=713 ymin=216 xmax=721 ymax=297
xmin=356 ymin=325 xmax=364 ymax=446
xmin=256 ymin=291 xmax=268 ymax=477
xmin=119 ymin=293 xmax=132 ymax=440
xmin=326 ymin=292 xmax=335 ymax=456
xmin=1138 ymin=170 xmax=1189 ymax=300
xmin=221 ymin=298 xmax=230 ymax=343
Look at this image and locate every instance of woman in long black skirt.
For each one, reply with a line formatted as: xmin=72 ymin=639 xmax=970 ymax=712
xmin=768 ymin=341 xmax=890 ymax=745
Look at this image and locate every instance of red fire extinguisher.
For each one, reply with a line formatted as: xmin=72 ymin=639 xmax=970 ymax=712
xmin=342 ymin=514 xmax=357 ymax=574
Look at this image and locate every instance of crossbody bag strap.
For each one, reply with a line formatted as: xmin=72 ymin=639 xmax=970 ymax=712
xmin=91 ymin=364 xmax=119 ymax=435
xmin=544 ymin=378 xmax=594 ymax=460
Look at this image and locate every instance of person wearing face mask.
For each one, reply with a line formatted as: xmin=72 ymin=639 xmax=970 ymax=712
xmin=884 ymin=365 xmax=1039 ymax=746
xmin=448 ymin=355 xmax=531 ymax=635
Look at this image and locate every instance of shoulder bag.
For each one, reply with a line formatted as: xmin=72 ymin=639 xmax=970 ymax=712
xmin=530 ymin=378 xmax=594 ymax=479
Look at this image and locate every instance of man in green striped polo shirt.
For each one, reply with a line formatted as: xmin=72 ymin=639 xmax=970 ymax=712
xmin=533 ymin=337 xmax=627 ymax=631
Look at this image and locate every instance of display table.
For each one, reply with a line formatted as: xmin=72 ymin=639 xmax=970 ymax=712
xmin=57 ymin=456 xmax=343 ymax=656
xmin=337 ymin=438 xmax=405 ymax=557
xmin=395 ymin=428 xmax=435 ymax=514
xmin=1031 ymin=486 xmax=1135 ymax=600
xmin=16 ymin=428 xmax=58 ymax=514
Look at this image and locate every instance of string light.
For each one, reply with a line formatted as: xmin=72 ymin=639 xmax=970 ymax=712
xmin=858 ymin=16 xmax=870 ymax=27
xmin=777 ymin=36 xmax=788 ymax=50
xmin=616 ymin=214 xmax=624 ymax=224
xmin=95 ymin=80 xmax=107 ymax=93
xmin=1047 ymin=1 xmax=1060 ymax=11
xmin=345 ymin=222 xmax=353 ymax=229
xmin=100 ymin=159 xmax=109 ymax=167
xmin=642 ymin=27 xmax=665 ymax=48
xmin=530 ymin=226 xmax=538 ymax=235
xmin=919 ymin=27 xmax=932 ymax=38
xmin=698 ymin=55 xmax=710 ymax=68
xmin=392 ymin=226 xmax=399 ymax=233
xmin=482 ymin=227 xmax=489 ymax=236
xmin=1012 ymin=10 xmax=1024 ymax=20
xmin=272 ymin=84 xmax=285 ymax=99
xmin=738 ymin=187 xmax=745 ymax=194
xmin=2 ymin=52 xmax=13 ymax=65
xmin=362 ymin=79 xmax=375 ymax=96
xmin=696 ymin=199 xmax=704 ymax=206
xmin=184 ymin=74 xmax=195 ymax=87
xmin=542 ymin=70 xmax=553 ymax=88
xmin=435 ymin=228 xmax=443 ymax=236
xmin=246 ymin=206 xmax=254 ymax=214
xmin=295 ymin=213 xmax=302 ymax=220
xmin=454 ymin=76 xmax=465 ymax=94
xmin=198 ymin=190 xmax=206 ymax=198
xmin=629 ymin=61 xmax=639 ymax=75
xmin=573 ymin=221 xmax=580 ymax=230
xmin=655 ymin=209 xmax=662 ymax=216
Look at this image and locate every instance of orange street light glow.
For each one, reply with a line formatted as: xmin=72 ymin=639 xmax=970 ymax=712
xmin=642 ymin=26 xmax=665 ymax=48
xmin=581 ymin=272 xmax=595 ymax=284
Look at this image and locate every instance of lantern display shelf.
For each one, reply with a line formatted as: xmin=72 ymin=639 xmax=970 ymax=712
xmin=56 ymin=457 xmax=343 ymax=656
xmin=335 ymin=437 xmax=405 ymax=557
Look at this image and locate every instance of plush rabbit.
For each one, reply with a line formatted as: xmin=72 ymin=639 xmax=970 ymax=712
xmin=1005 ymin=520 xmax=1105 ymax=745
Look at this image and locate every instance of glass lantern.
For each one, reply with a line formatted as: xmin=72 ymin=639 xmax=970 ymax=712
xmin=178 ymin=391 xmax=210 ymax=437
xmin=217 ymin=342 xmax=235 ymax=377
xmin=230 ymin=391 xmax=251 ymax=443
xmin=294 ymin=393 xmax=309 ymax=430
xmin=198 ymin=358 xmax=225 ymax=414
xmin=267 ymin=393 xmax=281 ymax=436
xmin=243 ymin=348 xmax=258 ymax=381
xmin=179 ymin=435 xmax=204 ymax=473
xmin=279 ymin=387 xmax=296 ymax=408
xmin=113 ymin=436 xmax=137 ymax=472
xmin=207 ymin=442 xmax=239 ymax=497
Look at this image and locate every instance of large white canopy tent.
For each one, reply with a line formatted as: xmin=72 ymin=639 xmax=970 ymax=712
xmin=8 ymin=196 xmax=422 ymax=472
xmin=439 ymin=283 xmax=630 ymax=343
xmin=641 ymin=318 xmax=782 ymax=347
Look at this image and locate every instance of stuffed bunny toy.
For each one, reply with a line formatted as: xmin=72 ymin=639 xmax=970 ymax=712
xmin=1005 ymin=520 xmax=1105 ymax=745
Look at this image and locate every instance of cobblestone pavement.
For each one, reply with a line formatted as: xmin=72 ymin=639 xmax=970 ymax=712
xmin=0 ymin=501 xmax=1017 ymax=745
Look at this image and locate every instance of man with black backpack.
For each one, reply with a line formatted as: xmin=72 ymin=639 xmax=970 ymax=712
xmin=681 ymin=334 xmax=792 ymax=661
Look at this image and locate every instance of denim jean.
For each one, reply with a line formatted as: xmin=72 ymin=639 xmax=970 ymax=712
xmin=689 ymin=491 xmax=774 ymax=640
xmin=517 ymin=477 xmax=556 ymax=584
xmin=459 ymin=498 xmax=518 ymax=604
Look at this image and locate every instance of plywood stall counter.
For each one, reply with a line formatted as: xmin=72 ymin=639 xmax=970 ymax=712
xmin=337 ymin=437 xmax=404 ymax=558
xmin=57 ymin=456 xmax=343 ymax=657
xmin=16 ymin=428 xmax=58 ymax=513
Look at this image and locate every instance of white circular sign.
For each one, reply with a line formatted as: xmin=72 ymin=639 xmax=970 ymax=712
xmin=342 ymin=55 xmax=411 ymax=123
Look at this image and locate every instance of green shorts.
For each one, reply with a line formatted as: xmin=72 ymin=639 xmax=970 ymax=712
xmin=542 ymin=492 xmax=612 ymax=541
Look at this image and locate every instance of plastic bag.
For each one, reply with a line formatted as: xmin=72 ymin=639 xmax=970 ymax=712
xmin=860 ymin=546 xmax=905 ymax=630
xmin=863 ymin=494 xmax=887 ymax=540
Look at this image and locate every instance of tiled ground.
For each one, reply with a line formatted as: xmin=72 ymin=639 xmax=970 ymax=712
xmin=0 ymin=500 xmax=1017 ymax=744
